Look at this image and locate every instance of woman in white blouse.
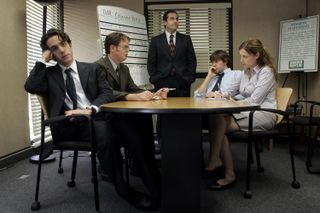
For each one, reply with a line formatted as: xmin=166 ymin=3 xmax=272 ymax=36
xmin=207 ymin=39 xmax=278 ymax=190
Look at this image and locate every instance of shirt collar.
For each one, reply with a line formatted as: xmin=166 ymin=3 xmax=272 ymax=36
xmin=165 ymin=31 xmax=177 ymax=41
xmin=244 ymin=65 xmax=261 ymax=75
xmin=59 ymin=60 xmax=77 ymax=73
xmin=107 ymin=56 xmax=118 ymax=71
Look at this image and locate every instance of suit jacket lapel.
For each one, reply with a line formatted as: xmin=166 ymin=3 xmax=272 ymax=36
xmin=103 ymin=57 xmax=120 ymax=85
xmin=77 ymin=61 xmax=89 ymax=92
xmin=160 ymin=33 xmax=172 ymax=58
xmin=52 ymin=64 xmax=65 ymax=91
xmin=173 ymin=32 xmax=182 ymax=58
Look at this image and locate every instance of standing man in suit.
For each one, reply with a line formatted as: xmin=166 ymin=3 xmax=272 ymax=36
xmin=25 ymin=29 xmax=155 ymax=211
xmin=96 ymin=32 xmax=168 ymax=210
xmin=147 ymin=9 xmax=197 ymax=97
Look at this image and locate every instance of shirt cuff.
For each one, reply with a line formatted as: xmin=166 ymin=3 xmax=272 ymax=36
xmin=91 ymin=105 xmax=99 ymax=113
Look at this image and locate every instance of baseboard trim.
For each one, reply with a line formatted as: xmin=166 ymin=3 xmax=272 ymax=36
xmin=0 ymin=147 xmax=34 ymax=169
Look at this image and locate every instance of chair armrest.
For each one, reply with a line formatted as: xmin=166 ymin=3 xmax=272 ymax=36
xmin=43 ymin=114 xmax=91 ymax=126
xmin=293 ymin=100 xmax=320 ymax=116
xmin=249 ymin=108 xmax=288 ymax=117
xmin=294 ymin=100 xmax=320 ymax=106
xmin=247 ymin=108 xmax=289 ymax=136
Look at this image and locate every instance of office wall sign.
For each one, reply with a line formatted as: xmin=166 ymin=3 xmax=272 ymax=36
xmin=278 ymin=15 xmax=319 ymax=73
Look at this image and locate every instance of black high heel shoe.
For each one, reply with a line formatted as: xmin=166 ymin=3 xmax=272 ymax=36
xmin=207 ymin=179 xmax=236 ymax=191
xmin=202 ymin=165 xmax=224 ymax=179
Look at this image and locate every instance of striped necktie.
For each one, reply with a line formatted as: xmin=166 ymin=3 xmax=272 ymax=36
xmin=169 ymin=34 xmax=176 ymax=56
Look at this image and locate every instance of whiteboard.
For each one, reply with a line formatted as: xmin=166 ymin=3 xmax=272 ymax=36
xmin=97 ymin=5 xmax=149 ymax=86
xmin=278 ymin=15 xmax=319 ymax=73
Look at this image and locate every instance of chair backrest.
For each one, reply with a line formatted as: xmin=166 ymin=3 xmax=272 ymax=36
xmin=276 ymin=88 xmax=293 ymax=124
xmin=37 ymin=95 xmax=49 ymax=119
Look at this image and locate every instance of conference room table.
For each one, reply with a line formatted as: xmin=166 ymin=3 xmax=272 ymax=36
xmin=100 ymin=97 xmax=259 ymax=213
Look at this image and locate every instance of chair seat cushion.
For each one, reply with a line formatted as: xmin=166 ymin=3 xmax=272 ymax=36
xmin=292 ymin=116 xmax=320 ymax=126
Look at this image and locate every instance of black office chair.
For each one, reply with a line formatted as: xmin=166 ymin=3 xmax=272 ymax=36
xmin=292 ymin=100 xmax=320 ymax=174
xmin=228 ymin=88 xmax=300 ymax=198
xmin=31 ymin=95 xmax=100 ymax=212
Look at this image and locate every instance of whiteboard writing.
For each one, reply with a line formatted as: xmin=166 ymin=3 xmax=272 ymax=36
xmin=97 ymin=5 xmax=149 ymax=86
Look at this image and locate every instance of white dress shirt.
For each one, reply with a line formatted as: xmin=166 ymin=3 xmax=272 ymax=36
xmin=59 ymin=60 xmax=95 ymax=111
xmin=165 ymin=31 xmax=176 ymax=45
xmin=194 ymin=68 xmax=241 ymax=98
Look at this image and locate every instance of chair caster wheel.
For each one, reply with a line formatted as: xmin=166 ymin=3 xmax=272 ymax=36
xmin=257 ymin=166 xmax=264 ymax=173
xmin=244 ymin=191 xmax=252 ymax=199
xmin=58 ymin=167 xmax=64 ymax=174
xmin=31 ymin=201 xmax=40 ymax=211
xmin=292 ymin=181 xmax=300 ymax=189
xmin=67 ymin=180 xmax=76 ymax=187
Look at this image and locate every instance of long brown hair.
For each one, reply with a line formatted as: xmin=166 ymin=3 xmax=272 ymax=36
xmin=239 ymin=39 xmax=278 ymax=81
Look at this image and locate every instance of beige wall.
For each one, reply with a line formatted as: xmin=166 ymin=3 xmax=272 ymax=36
xmin=0 ymin=0 xmax=29 ymax=158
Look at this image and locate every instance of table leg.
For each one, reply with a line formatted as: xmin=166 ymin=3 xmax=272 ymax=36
xmin=160 ymin=113 xmax=202 ymax=213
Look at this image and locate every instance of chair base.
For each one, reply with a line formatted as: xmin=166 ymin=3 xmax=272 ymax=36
xmin=291 ymin=181 xmax=300 ymax=189
xmin=67 ymin=180 xmax=76 ymax=187
xmin=243 ymin=191 xmax=252 ymax=199
xmin=257 ymin=166 xmax=264 ymax=173
xmin=58 ymin=167 xmax=64 ymax=174
xmin=31 ymin=201 xmax=40 ymax=211
xmin=29 ymin=154 xmax=56 ymax=163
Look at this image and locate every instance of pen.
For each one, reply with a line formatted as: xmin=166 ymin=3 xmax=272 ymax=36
xmin=162 ymin=88 xmax=176 ymax=91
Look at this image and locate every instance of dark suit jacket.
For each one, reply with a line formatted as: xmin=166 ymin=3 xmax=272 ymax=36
xmin=25 ymin=61 xmax=114 ymax=117
xmin=147 ymin=32 xmax=197 ymax=94
xmin=96 ymin=57 xmax=145 ymax=101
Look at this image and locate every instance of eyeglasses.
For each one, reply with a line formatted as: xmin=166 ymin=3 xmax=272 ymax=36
xmin=117 ymin=45 xmax=130 ymax=51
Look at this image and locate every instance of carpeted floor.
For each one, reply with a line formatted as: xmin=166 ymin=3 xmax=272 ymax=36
xmin=0 ymin=139 xmax=320 ymax=213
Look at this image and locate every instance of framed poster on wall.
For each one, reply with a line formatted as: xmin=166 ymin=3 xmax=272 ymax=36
xmin=278 ymin=15 xmax=319 ymax=73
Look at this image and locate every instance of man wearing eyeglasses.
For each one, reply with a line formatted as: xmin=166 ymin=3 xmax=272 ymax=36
xmin=96 ymin=32 xmax=165 ymax=210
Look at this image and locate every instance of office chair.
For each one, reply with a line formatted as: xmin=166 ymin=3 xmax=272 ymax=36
xmin=228 ymin=88 xmax=300 ymax=198
xmin=31 ymin=95 xmax=100 ymax=212
xmin=292 ymin=99 xmax=320 ymax=174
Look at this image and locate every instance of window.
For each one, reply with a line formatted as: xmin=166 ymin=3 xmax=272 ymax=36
xmin=26 ymin=0 xmax=61 ymax=147
xmin=146 ymin=1 xmax=232 ymax=76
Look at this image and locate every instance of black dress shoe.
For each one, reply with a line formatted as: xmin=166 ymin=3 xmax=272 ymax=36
xmin=202 ymin=165 xmax=224 ymax=179
xmin=207 ymin=179 xmax=236 ymax=191
xmin=97 ymin=165 xmax=111 ymax=182
xmin=116 ymin=188 xmax=159 ymax=211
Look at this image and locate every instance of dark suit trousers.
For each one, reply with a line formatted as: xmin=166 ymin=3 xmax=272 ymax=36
xmin=98 ymin=113 xmax=161 ymax=201
xmin=154 ymin=75 xmax=191 ymax=97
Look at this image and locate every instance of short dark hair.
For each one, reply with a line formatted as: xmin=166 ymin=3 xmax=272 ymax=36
xmin=40 ymin=28 xmax=71 ymax=51
xmin=209 ymin=50 xmax=231 ymax=68
xmin=162 ymin=9 xmax=178 ymax=21
xmin=104 ymin=32 xmax=130 ymax=54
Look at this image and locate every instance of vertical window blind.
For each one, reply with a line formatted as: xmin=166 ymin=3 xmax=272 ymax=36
xmin=26 ymin=0 xmax=61 ymax=146
xmin=146 ymin=2 xmax=232 ymax=74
